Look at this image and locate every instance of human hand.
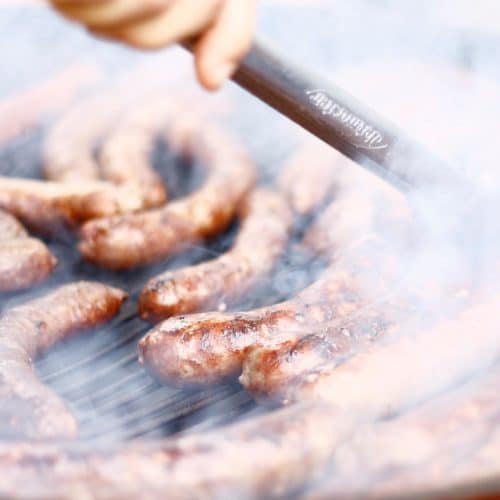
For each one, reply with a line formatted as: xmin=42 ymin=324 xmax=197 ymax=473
xmin=49 ymin=0 xmax=257 ymax=90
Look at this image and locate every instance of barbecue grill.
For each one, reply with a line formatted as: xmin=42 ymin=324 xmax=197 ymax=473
xmin=2 ymin=1 xmax=500 ymax=498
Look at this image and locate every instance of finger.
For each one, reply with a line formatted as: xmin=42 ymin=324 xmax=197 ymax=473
xmin=50 ymin=0 xmax=108 ymax=7
xmin=104 ymin=0 xmax=223 ymax=50
xmin=195 ymin=0 xmax=257 ymax=90
xmin=54 ymin=0 xmax=172 ymax=30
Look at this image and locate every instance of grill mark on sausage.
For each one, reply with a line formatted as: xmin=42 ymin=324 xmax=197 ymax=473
xmin=0 ymin=210 xmax=56 ymax=293
xmin=0 ymin=177 xmax=145 ymax=236
xmin=138 ymin=187 xmax=293 ymax=322
xmin=0 ymin=281 xmax=127 ymax=440
xmin=240 ymin=294 xmax=404 ymax=401
xmin=79 ymin=118 xmax=257 ymax=269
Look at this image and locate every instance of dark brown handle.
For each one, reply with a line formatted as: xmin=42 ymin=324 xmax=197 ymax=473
xmin=232 ymin=39 xmax=467 ymax=193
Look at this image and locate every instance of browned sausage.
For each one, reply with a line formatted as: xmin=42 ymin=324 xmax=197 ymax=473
xmin=0 ymin=281 xmax=127 ymax=440
xmin=0 ymin=238 xmax=56 ymax=293
xmin=44 ymin=91 xmax=168 ymax=208
xmin=139 ymin=235 xmax=401 ymax=386
xmin=239 ymin=291 xmax=407 ymax=401
xmin=0 ymin=402 xmax=347 ymax=499
xmin=79 ymin=118 xmax=257 ymax=269
xmin=1 ymin=302 xmax=499 ymax=498
xmin=279 ymin=292 xmax=500 ymax=414
xmin=138 ymin=187 xmax=293 ymax=322
xmin=0 ymin=177 xmax=145 ymax=236
xmin=239 ymin=177 xmax=412 ymax=400
xmin=307 ymin=364 xmax=500 ymax=498
xmin=301 ymin=160 xmax=410 ymax=260
xmin=43 ymin=93 xmax=122 ymax=182
xmin=277 ymin=142 xmax=341 ymax=216
xmin=138 ymin=159 xmax=408 ymax=386
xmin=0 ymin=64 xmax=99 ymax=147
xmin=0 ymin=208 xmax=27 ymax=239
xmin=0 ymin=210 xmax=56 ymax=293
xmin=99 ymin=96 xmax=169 ymax=208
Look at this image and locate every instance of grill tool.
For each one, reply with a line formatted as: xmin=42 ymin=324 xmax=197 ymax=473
xmin=224 ymin=39 xmax=468 ymax=194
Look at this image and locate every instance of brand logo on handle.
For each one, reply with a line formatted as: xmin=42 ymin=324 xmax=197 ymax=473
xmin=305 ymin=89 xmax=388 ymax=150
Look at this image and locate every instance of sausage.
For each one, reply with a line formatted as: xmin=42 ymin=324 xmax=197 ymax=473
xmin=79 ymin=118 xmax=257 ymax=269
xmin=44 ymin=92 xmax=168 ymax=208
xmin=305 ymin=364 xmax=500 ymax=499
xmin=301 ymin=161 xmax=411 ymax=259
xmin=99 ymin=96 xmax=169 ymax=208
xmin=0 ymin=210 xmax=56 ymax=293
xmin=277 ymin=142 xmax=341 ymax=216
xmin=43 ymin=93 xmax=122 ymax=182
xmin=138 ymin=187 xmax=293 ymax=322
xmin=0 ymin=238 xmax=56 ymax=293
xmin=2 ymin=299 xmax=500 ymax=498
xmin=139 ymin=235 xmax=401 ymax=386
xmin=0 ymin=402 xmax=347 ymax=499
xmin=0 ymin=177 xmax=145 ymax=236
xmin=239 ymin=293 xmax=405 ymax=401
xmin=0 ymin=208 xmax=27 ymax=239
xmin=0 ymin=281 xmax=127 ymax=440
xmin=239 ymin=180 xmax=412 ymax=400
xmin=279 ymin=292 xmax=500 ymax=414
xmin=138 ymin=163 xmax=408 ymax=386
xmin=0 ymin=64 xmax=99 ymax=147
xmin=1 ymin=303 xmax=499 ymax=499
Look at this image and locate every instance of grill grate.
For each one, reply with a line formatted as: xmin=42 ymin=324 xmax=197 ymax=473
xmin=37 ymin=303 xmax=257 ymax=444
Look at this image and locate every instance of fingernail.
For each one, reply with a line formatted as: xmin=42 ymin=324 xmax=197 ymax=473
xmin=210 ymin=61 xmax=237 ymax=88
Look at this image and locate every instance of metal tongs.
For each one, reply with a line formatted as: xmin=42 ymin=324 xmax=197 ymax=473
xmin=226 ymin=38 xmax=469 ymax=196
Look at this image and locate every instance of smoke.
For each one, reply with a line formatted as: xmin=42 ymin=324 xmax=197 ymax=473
xmin=1 ymin=0 xmax=500 ymax=498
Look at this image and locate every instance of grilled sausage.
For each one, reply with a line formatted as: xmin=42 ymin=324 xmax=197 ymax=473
xmin=139 ymin=187 xmax=293 ymax=322
xmin=307 ymin=364 xmax=500 ymax=498
xmin=0 ymin=402 xmax=347 ymax=499
xmin=0 ymin=177 xmax=145 ymax=236
xmin=0 ymin=281 xmax=127 ymax=440
xmin=279 ymin=292 xmax=500 ymax=414
xmin=240 ymin=293 xmax=406 ymax=401
xmin=99 ymin=96 xmax=169 ymax=208
xmin=0 ymin=208 xmax=27 ymax=239
xmin=2 ymin=300 xmax=499 ymax=498
xmin=239 ymin=181 xmax=413 ymax=400
xmin=0 ymin=210 xmax=56 ymax=293
xmin=44 ymin=91 xmax=168 ymax=208
xmin=300 ymin=160 xmax=410 ymax=260
xmin=139 ymin=235 xmax=401 ymax=385
xmin=43 ymin=93 xmax=122 ymax=182
xmin=138 ymin=161 xmax=408 ymax=386
xmin=79 ymin=118 xmax=257 ymax=269
xmin=277 ymin=142 xmax=341 ymax=216
xmin=0 ymin=64 xmax=99 ymax=147
xmin=0 ymin=238 xmax=56 ymax=293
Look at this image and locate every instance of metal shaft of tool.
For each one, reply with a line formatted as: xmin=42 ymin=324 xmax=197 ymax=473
xmin=231 ymin=38 xmax=466 ymax=193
